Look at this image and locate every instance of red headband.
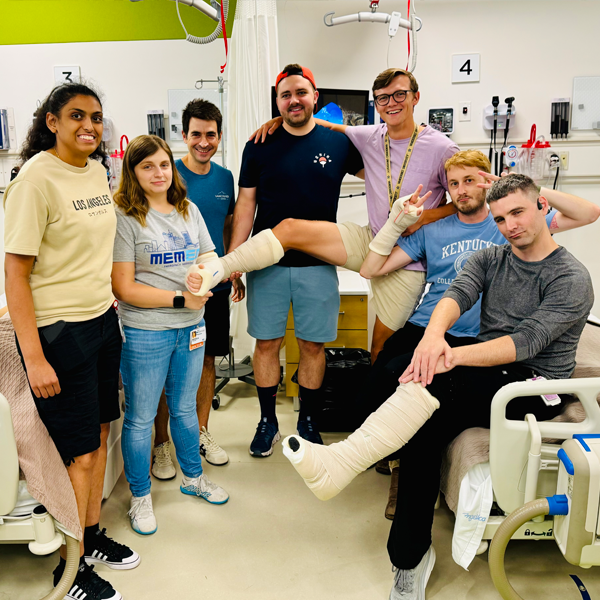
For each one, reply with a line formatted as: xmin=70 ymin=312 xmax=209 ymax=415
xmin=275 ymin=66 xmax=317 ymax=91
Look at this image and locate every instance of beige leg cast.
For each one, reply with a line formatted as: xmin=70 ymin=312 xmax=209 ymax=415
xmin=186 ymin=229 xmax=285 ymax=296
xmin=368 ymin=195 xmax=422 ymax=256
xmin=282 ymin=382 xmax=440 ymax=501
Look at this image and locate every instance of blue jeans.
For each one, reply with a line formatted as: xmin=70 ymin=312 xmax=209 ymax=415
xmin=121 ymin=322 xmax=205 ymax=497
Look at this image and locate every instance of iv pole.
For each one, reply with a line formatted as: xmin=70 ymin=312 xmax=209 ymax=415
xmin=195 ymin=77 xmax=227 ymax=169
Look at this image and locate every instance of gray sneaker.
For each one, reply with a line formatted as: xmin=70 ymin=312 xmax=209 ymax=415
xmin=389 ymin=546 xmax=436 ymax=600
xmin=151 ymin=441 xmax=176 ymax=480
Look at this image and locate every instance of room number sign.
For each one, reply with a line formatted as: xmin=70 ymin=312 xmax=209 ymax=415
xmin=452 ymin=54 xmax=480 ymax=83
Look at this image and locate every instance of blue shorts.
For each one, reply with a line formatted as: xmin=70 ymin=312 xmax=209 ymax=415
xmin=247 ymin=265 xmax=340 ymax=342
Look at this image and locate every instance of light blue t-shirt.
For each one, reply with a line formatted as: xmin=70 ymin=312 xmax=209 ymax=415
xmin=176 ymin=159 xmax=235 ymax=291
xmin=398 ymin=209 xmax=556 ymax=337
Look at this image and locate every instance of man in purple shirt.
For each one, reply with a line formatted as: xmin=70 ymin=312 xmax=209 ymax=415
xmin=252 ymin=68 xmax=458 ymax=361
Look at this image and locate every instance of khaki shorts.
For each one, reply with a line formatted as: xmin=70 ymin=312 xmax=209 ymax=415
xmin=336 ymin=222 xmax=427 ymax=332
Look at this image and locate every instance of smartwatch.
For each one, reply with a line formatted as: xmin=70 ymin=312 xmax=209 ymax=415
xmin=173 ymin=290 xmax=185 ymax=309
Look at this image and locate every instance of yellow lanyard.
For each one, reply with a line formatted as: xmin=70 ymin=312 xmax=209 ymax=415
xmin=385 ymin=124 xmax=420 ymax=209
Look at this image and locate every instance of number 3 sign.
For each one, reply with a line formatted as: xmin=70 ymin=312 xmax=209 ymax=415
xmin=54 ymin=66 xmax=81 ymax=85
xmin=452 ymin=54 xmax=480 ymax=83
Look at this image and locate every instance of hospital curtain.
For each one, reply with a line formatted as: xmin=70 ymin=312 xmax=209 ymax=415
xmin=226 ymin=0 xmax=279 ymax=349
xmin=226 ymin=0 xmax=280 ymax=181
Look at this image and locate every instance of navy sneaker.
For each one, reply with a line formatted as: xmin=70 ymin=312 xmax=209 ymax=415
xmin=249 ymin=418 xmax=281 ymax=457
xmin=297 ymin=416 xmax=323 ymax=444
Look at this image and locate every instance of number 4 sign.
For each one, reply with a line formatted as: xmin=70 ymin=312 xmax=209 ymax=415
xmin=54 ymin=66 xmax=81 ymax=85
xmin=452 ymin=54 xmax=480 ymax=83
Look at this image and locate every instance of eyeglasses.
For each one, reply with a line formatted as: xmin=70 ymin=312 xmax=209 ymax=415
xmin=374 ymin=90 xmax=411 ymax=106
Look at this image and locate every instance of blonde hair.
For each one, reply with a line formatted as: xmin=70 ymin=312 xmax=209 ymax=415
xmin=372 ymin=68 xmax=419 ymax=94
xmin=114 ymin=135 xmax=189 ymax=228
xmin=444 ymin=150 xmax=491 ymax=174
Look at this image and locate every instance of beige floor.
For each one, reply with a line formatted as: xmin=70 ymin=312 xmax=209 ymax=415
xmin=1 ymin=380 xmax=599 ymax=600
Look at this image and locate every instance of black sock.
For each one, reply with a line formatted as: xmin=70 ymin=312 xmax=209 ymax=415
xmin=84 ymin=523 xmax=100 ymax=549
xmin=54 ymin=555 xmax=84 ymax=586
xmin=298 ymin=385 xmax=321 ymax=422
xmin=257 ymin=385 xmax=278 ymax=424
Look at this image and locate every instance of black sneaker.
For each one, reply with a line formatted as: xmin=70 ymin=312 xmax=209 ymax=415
xmin=53 ymin=562 xmax=122 ymax=600
xmin=249 ymin=418 xmax=281 ymax=457
xmin=84 ymin=528 xmax=140 ymax=570
xmin=297 ymin=416 xmax=323 ymax=444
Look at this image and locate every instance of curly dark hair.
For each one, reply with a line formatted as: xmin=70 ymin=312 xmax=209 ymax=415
xmin=19 ymin=82 xmax=109 ymax=169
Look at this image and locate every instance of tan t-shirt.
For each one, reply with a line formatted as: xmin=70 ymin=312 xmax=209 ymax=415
xmin=3 ymin=152 xmax=117 ymax=327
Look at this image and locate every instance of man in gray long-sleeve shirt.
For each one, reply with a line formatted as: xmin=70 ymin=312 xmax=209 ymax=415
xmin=385 ymin=174 xmax=594 ymax=598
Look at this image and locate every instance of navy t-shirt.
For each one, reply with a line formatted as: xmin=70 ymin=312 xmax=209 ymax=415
xmin=238 ymin=124 xmax=363 ymax=267
xmin=176 ymin=158 xmax=235 ymax=291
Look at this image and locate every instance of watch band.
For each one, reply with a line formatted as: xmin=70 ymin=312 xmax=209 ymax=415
xmin=173 ymin=290 xmax=185 ymax=309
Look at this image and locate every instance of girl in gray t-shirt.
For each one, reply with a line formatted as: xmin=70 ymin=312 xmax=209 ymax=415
xmin=112 ymin=135 xmax=229 ymax=536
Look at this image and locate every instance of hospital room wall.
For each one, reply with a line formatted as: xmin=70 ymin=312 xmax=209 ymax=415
xmin=0 ymin=38 xmax=227 ymax=295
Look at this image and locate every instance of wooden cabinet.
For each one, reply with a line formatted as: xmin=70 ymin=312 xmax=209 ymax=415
xmin=285 ymin=287 xmax=369 ymax=398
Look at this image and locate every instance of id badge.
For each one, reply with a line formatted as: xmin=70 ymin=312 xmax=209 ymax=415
xmin=190 ymin=325 xmax=206 ymax=351
xmin=527 ymin=376 xmax=561 ymax=406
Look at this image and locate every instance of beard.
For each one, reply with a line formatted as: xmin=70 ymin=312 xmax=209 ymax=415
xmin=282 ymin=105 xmax=313 ymax=128
xmin=454 ymin=191 xmax=487 ymax=215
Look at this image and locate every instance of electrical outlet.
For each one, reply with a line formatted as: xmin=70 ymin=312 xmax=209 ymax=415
xmin=459 ymin=102 xmax=471 ymax=122
xmin=560 ymin=151 xmax=569 ymax=170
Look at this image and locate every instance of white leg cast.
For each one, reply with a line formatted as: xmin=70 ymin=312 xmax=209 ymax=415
xmin=282 ymin=382 xmax=439 ymax=501
xmin=186 ymin=229 xmax=285 ymax=297
xmin=368 ymin=196 xmax=422 ymax=256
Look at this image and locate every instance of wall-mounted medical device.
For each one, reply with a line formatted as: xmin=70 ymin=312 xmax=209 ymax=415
xmin=428 ymin=108 xmax=454 ymax=135
xmin=551 ymin=98 xmax=570 ymax=139
xmin=0 ymin=108 xmax=16 ymax=151
xmin=323 ymin=1 xmax=422 ymax=72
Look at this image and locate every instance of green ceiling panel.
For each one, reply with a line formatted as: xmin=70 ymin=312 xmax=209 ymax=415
xmin=0 ymin=0 xmax=236 ymax=45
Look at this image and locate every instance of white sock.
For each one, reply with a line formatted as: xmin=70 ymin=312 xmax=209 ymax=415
xmin=282 ymin=382 xmax=439 ymax=501
xmin=368 ymin=196 xmax=422 ymax=256
xmin=186 ymin=229 xmax=284 ymax=296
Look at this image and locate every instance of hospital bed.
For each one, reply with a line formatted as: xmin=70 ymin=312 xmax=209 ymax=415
xmin=0 ymin=392 xmax=80 ymax=600
xmin=440 ymin=322 xmax=600 ymax=596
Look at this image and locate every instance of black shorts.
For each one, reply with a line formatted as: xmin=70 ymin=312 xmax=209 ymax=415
xmin=204 ymin=287 xmax=231 ymax=357
xmin=16 ymin=306 xmax=122 ymax=465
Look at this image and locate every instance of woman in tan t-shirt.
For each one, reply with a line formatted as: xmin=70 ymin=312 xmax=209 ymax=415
xmin=3 ymin=83 xmax=138 ymax=600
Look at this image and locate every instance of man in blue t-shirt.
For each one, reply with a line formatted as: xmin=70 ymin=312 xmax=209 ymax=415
xmin=360 ymin=148 xmax=597 ymax=401
xmin=230 ymin=64 xmax=364 ymax=457
xmin=153 ymin=99 xmax=241 ymax=472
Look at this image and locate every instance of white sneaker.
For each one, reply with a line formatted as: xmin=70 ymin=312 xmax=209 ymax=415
xmin=128 ymin=494 xmax=157 ymax=535
xmin=152 ymin=441 xmax=177 ymax=480
xmin=180 ymin=473 xmax=229 ymax=505
xmin=389 ymin=546 xmax=436 ymax=600
xmin=199 ymin=426 xmax=229 ymax=466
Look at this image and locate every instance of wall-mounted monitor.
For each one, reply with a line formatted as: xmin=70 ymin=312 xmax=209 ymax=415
xmin=271 ymin=87 xmax=370 ymax=126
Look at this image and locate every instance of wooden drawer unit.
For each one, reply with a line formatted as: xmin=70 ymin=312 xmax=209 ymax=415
xmin=285 ymin=293 xmax=368 ymax=397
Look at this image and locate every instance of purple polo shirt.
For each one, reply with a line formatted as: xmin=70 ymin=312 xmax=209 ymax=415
xmin=345 ymin=124 xmax=459 ymax=271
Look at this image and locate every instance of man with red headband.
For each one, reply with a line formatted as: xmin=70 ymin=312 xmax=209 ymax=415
xmin=229 ymin=64 xmax=364 ymax=457
xmin=252 ymin=68 xmax=459 ymax=362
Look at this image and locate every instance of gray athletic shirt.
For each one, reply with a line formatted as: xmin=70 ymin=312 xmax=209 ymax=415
xmin=113 ymin=203 xmax=215 ymax=330
xmin=443 ymin=245 xmax=594 ymax=379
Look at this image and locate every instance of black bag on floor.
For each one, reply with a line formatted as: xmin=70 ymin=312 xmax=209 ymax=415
xmin=291 ymin=347 xmax=371 ymax=432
